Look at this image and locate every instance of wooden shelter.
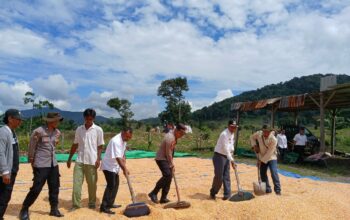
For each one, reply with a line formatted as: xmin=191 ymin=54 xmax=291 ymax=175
xmin=231 ymin=82 xmax=350 ymax=154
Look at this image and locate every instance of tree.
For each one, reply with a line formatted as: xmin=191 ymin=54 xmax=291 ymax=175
xmin=107 ymin=97 xmax=134 ymax=127
xmin=157 ymin=77 xmax=191 ymax=123
xmin=23 ymin=91 xmax=54 ymax=133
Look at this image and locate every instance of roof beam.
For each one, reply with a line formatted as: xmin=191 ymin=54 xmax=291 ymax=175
xmin=308 ymin=94 xmax=320 ymax=108
xmin=324 ymin=91 xmax=336 ymax=108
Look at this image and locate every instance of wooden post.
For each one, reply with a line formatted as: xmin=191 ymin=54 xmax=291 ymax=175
xmin=234 ymin=111 xmax=240 ymax=155
xmin=293 ymin=111 xmax=298 ymax=126
xmin=331 ymin=109 xmax=336 ymax=155
xmin=319 ymin=92 xmax=326 ymax=152
xmin=271 ymin=105 xmax=275 ymax=128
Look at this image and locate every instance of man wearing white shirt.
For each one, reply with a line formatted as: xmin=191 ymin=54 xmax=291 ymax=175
xmin=277 ymin=129 xmax=288 ymax=162
xmin=293 ymin=127 xmax=308 ymax=163
xmin=209 ymin=120 xmax=237 ymax=200
xmin=67 ymin=109 xmax=105 ymax=210
xmin=100 ymin=128 xmax=133 ymax=215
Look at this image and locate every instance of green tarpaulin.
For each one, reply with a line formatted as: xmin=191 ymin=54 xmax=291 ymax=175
xmin=235 ymin=148 xmax=256 ymax=158
xmin=19 ymin=150 xmax=196 ymax=163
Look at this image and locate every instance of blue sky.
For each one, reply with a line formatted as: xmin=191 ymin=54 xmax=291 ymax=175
xmin=1 ymin=0 xmax=350 ymax=119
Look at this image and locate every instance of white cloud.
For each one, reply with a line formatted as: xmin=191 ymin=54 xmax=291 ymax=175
xmin=51 ymin=99 xmax=71 ymax=110
xmin=189 ymin=89 xmax=234 ymax=111
xmin=0 ymin=27 xmax=60 ymax=58
xmin=1 ymin=1 xmax=350 ymax=119
xmin=31 ymin=74 xmax=76 ymax=100
xmin=0 ymin=81 xmax=33 ymax=109
xmin=214 ymin=89 xmax=234 ymax=103
xmin=131 ymin=99 xmax=160 ymax=120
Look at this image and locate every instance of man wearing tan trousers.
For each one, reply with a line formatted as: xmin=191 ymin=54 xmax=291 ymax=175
xmin=67 ymin=109 xmax=104 ymax=210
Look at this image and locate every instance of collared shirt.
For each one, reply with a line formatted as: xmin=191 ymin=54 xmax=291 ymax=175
xmin=74 ymin=123 xmax=104 ymax=165
xmin=293 ymin=133 xmax=307 ymax=146
xmin=277 ymin=134 xmax=288 ymax=149
xmin=101 ymin=133 xmax=126 ymax=173
xmin=155 ymin=132 xmax=176 ymax=166
xmin=214 ymin=129 xmax=235 ymax=161
xmin=250 ymin=130 xmax=277 ymax=164
xmin=29 ymin=126 xmax=60 ymax=168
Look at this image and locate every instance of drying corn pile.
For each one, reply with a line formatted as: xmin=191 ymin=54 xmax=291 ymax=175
xmin=4 ymin=158 xmax=350 ymax=220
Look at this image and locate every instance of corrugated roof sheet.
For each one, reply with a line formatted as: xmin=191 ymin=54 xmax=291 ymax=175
xmin=279 ymin=94 xmax=305 ymax=109
xmin=231 ymin=83 xmax=350 ymax=112
xmin=237 ymin=98 xmax=280 ymax=111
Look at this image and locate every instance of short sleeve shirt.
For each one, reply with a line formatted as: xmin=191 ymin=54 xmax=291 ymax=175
xmin=101 ymin=133 xmax=126 ymax=173
xmin=293 ymin=133 xmax=307 ymax=146
xmin=29 ymin=126 xmax=60 ymax=168
xmin=74 ymin=123 xmax=104 ymax=165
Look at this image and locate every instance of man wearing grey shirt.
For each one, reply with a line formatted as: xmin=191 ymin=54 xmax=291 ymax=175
xmin=0 ymin=109 xmax=23 ymax=220
xmin=148 ymin=123 xmax=187 ymax=204
xmin=20 ymin=113 xmax=64 ymax=220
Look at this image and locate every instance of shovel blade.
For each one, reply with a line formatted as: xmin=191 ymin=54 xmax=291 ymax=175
xmin=253 ymin=181 xmax=266 ymax=195
xmin=124 ymin=202 xmax=150 ymax=218
xmin=229 ymin=191 xmax=255 ymax=202
xmin=164 ymin=201 xmax=191 ymax=209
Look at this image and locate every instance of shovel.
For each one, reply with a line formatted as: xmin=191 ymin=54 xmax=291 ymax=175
xmin=124 ymin=174 xmax=151 ymax=218
xmin=229 ymin=162 xmax=255 ymax=202
xmin=253 ymin=157 xmax=266 ymax=195
xmin=164 ymin=173 xmax=191 ymax=209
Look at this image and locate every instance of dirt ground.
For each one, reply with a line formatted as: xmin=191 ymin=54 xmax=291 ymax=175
xmin=4 ymin=158 xmax=350 ymax=220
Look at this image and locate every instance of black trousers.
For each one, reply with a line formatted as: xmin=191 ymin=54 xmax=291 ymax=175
xmin=100 ymin=170 xmax=119 ymax=209
xmin=294 ymin=145 xmax=305 ymax=163
xmin=151 ymin=160 xmax=173 ymax=200
xmin=278 ymin=147 xmax=287 ymax=162
xmin=210 ymin=152 xmax=231 ymax=197
xmin=22 ymin=166 xmax=60 ymax=209
xmin=0 ymin=172 xmax=17 ymax=219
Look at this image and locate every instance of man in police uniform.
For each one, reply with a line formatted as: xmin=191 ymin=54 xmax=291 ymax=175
xmin=20 ymin=113 xmax=64 ymax=220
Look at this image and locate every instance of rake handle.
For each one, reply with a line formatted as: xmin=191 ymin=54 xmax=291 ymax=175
xmin=125 ymin=174 xmax=136 ymax=204
xmin=232 ymin=161 xmax=242 ymax=192
xmin=255 ymin=153 xmax=262 ymax=183
xmin=173 ymin=173 xmax=181 ymax=202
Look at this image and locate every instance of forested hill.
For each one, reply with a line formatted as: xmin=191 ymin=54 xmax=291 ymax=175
xmin=191 ymin=74 xmax=350 ymax=121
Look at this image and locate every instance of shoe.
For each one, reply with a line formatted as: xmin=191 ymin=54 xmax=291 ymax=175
xmin=49 ymin=209 xmax=64 ymax=217
xmin=108 ymin=204 xmax=122 ymax=209
xmin=159 ymin=198 xmax=170 ymax=204
xmin=209 ymin=194 xmax=216 ymax=200
xmin=69 ymin=207 xmax=80 ymax=212
xmin=266 ymin=189 xmax=272 ymax=194
xmin=88 ymin=205 xmax=96 ymax=209
xmin=100 ymin=208 xmax=115 ymax=214
xmin=148 ymin=192 xmax=159 ymax=204
xmin=222 ymin=196 xmax=231 ymax=201
xmin=19 ymin=208 xmax=30 ymax=220
xmin=276 ymin=192 xmax=282 ymax=196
